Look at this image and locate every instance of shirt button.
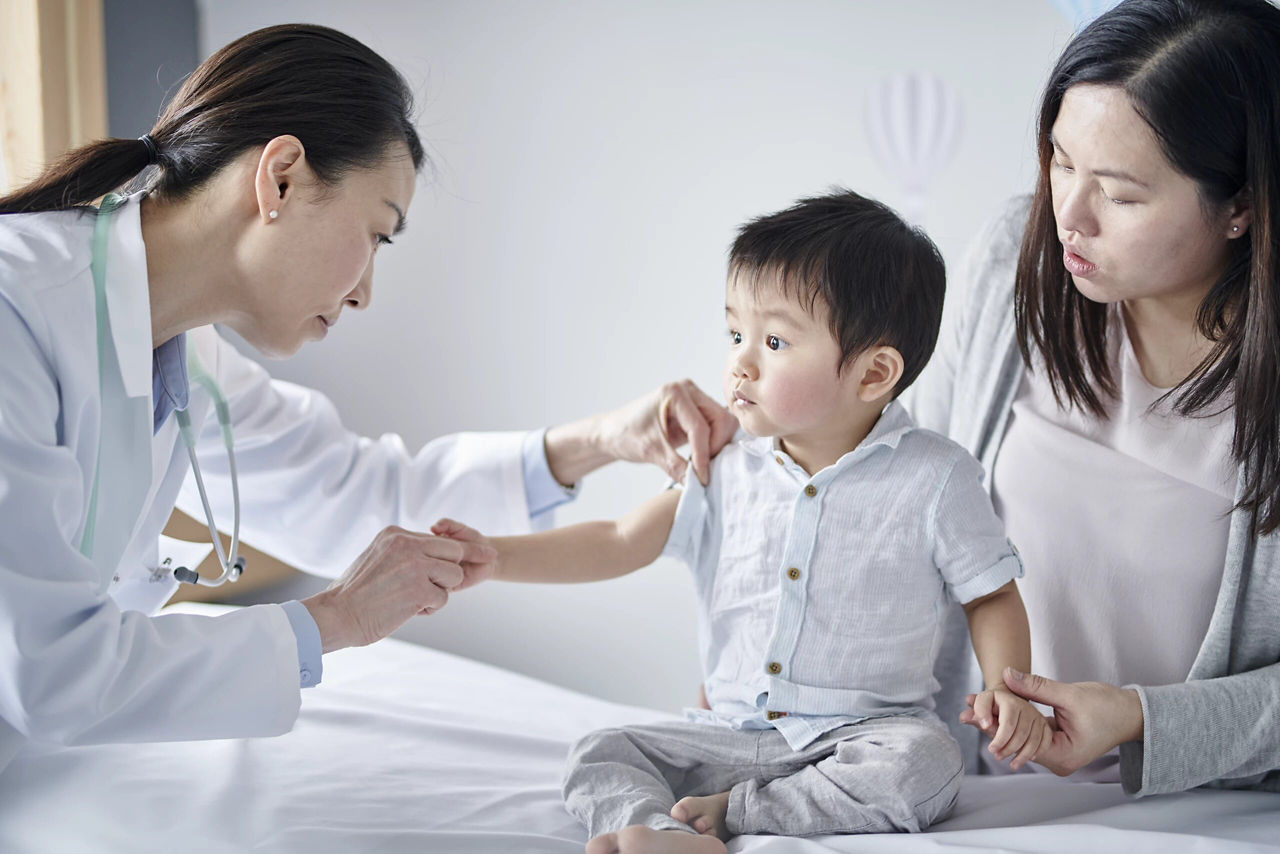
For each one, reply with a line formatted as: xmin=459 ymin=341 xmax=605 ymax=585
xmin=786 ymin=567 xmax=801 ymax=580
xmin=766 ymin=710 xmax=788 ymax=720
xmin=775 ymin=456 xmax=784 ymax=465
xmin=804 ymin=484 xmax=817 ymax=497
xmin=767 ymin=661 xmax=782 ymax=675
xmin=300 ymin=669 xmax=312 ymax=682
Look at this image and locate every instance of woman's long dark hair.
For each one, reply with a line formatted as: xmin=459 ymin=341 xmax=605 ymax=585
xmin=1016 ymin=0 xmax=1280 ymax=534
xmin=0 ymin=23 xmax=425 ymax=212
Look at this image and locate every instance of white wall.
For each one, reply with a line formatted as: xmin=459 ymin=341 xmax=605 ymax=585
xmin=196 ymin=0 xmax=1081 ymax=711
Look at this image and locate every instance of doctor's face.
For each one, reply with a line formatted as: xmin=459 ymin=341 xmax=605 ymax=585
xmin=239 ymin=143 xmax=417 ymax=358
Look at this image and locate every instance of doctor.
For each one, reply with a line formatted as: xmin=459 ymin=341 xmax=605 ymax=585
xmin=0 ymin=24 xmax=735 ymax=772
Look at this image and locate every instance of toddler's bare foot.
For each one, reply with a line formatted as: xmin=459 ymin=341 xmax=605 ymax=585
xmin=670 ymin=790 xmax=731 ymax=840
xmin=586 ymin=824 xmax=727 ymax=854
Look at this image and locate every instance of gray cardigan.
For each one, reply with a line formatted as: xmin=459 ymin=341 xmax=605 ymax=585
xmin=909 ymin=196 xmax=1280 ymax=797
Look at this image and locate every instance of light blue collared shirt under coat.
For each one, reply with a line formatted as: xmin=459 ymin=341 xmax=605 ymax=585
xmin=152 ymin=342 xmax=575 ymax=688
xmin=661 ymin=400 xmax=1023 ymax=750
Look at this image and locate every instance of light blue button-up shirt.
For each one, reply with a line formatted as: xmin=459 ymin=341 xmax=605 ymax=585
xmin=662 ymin=400 xmax=1022 ymax=750
xmin=152 ymin=341 xmax=575 ymax=688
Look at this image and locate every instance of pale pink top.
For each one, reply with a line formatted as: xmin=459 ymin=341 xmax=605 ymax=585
xmin=989 ymin=306 xmax=1236 ymax=779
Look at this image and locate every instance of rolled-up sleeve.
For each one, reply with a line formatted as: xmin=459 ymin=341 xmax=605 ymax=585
xmin=931 ymin=453 xmax=1024 ymax=603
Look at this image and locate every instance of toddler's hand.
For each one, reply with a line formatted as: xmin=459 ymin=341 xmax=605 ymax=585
xmin=960 ymin=685 xmax=1053 ymax=771
xmin=430 ymin=518 xmax=498 ymax=591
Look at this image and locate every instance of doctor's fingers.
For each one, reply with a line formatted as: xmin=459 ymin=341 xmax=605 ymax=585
xmin=375 ymin=526 xmax=495 ymax=567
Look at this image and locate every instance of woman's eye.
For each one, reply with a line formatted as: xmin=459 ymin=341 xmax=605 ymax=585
xmin=375 ymin=234 xmax=393 ymax=249
xmin=766 ymin=334 xmax=787 ymax=351
xmin=1053 ymin=160 xmax=1074 ymax=173
xmin=1101 ymin=189 xmax=1130 ymax=206
xmin=729 ymin=330 xmax=742 ymax=345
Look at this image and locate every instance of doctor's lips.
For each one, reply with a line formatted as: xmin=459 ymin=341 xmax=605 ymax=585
xmin=1061 ymin=243 xmax=1099 ymax=277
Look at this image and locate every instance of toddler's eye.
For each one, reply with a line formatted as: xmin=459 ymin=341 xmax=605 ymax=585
xmin=767 ymin=335 xmax=787 ymax=351
xmin=729 ymin=330 xmax=742 ymax=345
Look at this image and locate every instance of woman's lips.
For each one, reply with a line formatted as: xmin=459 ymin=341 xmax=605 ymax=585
xmin=1063 ymin=247 xmax=1099 ymax=277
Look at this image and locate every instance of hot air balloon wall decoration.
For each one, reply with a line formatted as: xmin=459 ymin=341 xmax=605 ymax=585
xmin=863 ymin=71 xmax=964 ymax=228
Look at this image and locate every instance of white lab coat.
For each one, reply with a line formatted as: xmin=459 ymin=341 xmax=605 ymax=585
xmin=0 ymin=197 xmax=538 ymax=773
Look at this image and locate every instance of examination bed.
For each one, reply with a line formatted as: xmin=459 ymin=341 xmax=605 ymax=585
xmin=2 ymin=603 xmax=1276 ymax=853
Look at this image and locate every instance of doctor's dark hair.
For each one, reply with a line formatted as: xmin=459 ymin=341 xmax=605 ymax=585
xmin=1015 ymin=0 xmax=1280 ymax=534
xmin=0 ymin=23 xmax=425 ymax=213
xmin=729 ymin=189 xmax=945 ymax=397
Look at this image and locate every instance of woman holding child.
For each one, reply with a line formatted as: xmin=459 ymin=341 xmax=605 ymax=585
xmin=911 ymin=0 xmax=1280 ymax=796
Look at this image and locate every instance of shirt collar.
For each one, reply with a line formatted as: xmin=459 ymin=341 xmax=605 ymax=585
xmin=152 ymin=332 xmax=189 ymax=433
xmin=103 ymin=193 xmax=154 ymax=399
xmin=738 ymin=400 xmax=919 ymax=472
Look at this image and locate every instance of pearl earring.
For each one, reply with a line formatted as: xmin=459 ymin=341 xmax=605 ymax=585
xmin=268 ymin=210 xmax=279 ymax=220
xmin=1232 ymin=225 xmax=1240 ymax=233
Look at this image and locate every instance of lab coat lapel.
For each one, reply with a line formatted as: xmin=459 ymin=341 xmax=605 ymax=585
xmin=84 ymin=198 xmax=154 ymax=580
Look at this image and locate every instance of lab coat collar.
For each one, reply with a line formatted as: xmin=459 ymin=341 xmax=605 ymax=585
xmin=104 ymin=194 xmax=154 ymax=399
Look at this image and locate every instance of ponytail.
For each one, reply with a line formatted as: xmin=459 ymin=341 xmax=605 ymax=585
xmin=0 ymin=137 xmax=156 ymax=213
xmin=0 ymin=24 xmax=425 ymax=216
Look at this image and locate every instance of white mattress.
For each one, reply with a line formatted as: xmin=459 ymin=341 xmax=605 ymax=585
xmin=2 ymin=603 xmax=1278 ymax=853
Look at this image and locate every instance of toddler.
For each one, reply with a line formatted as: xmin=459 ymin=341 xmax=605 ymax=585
xmin=435 ymin=190 xmax=1048 ymax=853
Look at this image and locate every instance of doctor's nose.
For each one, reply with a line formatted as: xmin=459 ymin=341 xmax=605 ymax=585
xmin=346 ymin=260 xmax=374 ymax=311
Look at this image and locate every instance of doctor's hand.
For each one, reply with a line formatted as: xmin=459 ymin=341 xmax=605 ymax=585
xmin=302 ymin=526 xmax=496 ymax=654
xmin=960 ymin=667 xmax=1145 ymax=776
xmin=544 ymin=380 xmax=737 ymax=489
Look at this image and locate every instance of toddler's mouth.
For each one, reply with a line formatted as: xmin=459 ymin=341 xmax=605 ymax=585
xmin=733 ymin=390 xmax=755 ymax=407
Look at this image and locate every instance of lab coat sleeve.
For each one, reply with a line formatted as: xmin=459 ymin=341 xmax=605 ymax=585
xmin=0 ymin=301 xmax=300 ymax=747
xmin=178 ymin=329 xmax=538 ymax=578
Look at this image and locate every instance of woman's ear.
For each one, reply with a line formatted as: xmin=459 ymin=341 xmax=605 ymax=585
xmin=253 ymin=134 xmax=309 ymax=224
xmin=1227 ymin=187 xmax=1252 ymax=239
xmin=856 ymin=345 xmax=905 ymax=403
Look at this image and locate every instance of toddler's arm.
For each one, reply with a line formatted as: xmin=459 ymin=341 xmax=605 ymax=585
xmin=433 ymin=489 xmax=681 ymax=586
xmin=962 ymin=580 xmax=1050 ymax=770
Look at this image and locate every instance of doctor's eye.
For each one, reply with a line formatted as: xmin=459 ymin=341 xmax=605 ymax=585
xmin=728 ymin=329 xmax=742 ymax=345
xmin=766 ymin=334 xmax=788 ymax=351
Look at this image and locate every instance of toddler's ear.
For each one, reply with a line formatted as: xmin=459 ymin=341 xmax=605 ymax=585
xmin=855 ymin=345 xmax=904 ymax=402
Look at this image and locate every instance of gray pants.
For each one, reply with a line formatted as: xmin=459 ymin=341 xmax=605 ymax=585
xmin=563 ymin=715 xmax=962 ymax=838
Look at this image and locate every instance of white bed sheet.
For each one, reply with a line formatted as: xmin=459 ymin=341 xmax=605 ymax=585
xmin=2 ymin=603 xmax=1278 ymax=853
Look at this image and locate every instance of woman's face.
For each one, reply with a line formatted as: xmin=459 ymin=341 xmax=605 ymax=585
xmin=233 ymin=141 xmax=417 ymax=358
xmin=1048 ymin=84 xmax=1246 ymax=315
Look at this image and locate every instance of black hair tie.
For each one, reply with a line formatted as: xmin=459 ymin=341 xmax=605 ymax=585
xmin=138 ymin=134 xmax=160 ymax=166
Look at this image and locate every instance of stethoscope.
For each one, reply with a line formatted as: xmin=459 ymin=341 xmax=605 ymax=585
xmin=82 ymin=193 xmax=245 ymax=587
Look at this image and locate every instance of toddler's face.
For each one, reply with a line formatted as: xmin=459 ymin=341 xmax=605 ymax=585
xmin=722 ymin=277 xmax=861 ymax=441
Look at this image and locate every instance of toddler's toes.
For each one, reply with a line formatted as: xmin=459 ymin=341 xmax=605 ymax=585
xmin=585 ymin=831 xmax=620 ymax=854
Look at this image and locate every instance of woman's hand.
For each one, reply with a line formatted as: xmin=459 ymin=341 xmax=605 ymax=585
xmin=544 ymin=380 xmax=738 ymax=487
xmin=960 ymin=666 xmax=1145 ymax=776
xmin=302 ymin=525 xmax=496 ymax=654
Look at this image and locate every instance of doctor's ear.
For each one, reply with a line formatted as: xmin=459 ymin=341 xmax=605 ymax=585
xmin=253 ymin=135 xmax=311 ymax=224
xmin=852 ymin=345 xmax=904 ymax=403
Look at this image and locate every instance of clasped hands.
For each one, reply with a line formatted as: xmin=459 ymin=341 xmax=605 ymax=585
xmin=961 ymin=666 xmax=1146 ymax=776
